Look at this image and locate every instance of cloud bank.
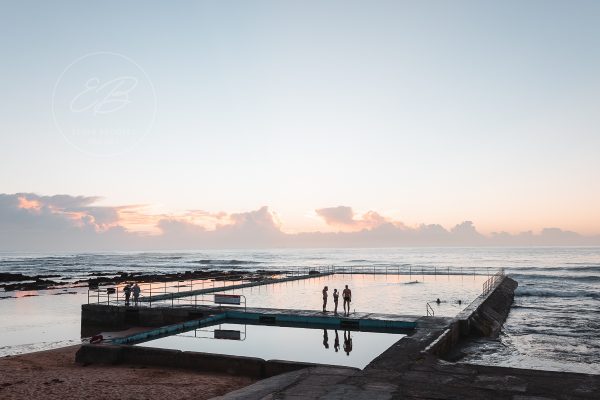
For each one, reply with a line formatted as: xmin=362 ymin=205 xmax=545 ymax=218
xmin=0 ymin=193 xmax=598 ymax=251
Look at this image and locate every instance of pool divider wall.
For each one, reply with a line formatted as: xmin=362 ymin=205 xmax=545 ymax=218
xmin=74 ymin=343 xmax=357 ymax=379
xmin=109 ymin=310 xmax=417 ymax=346
xmin=111 ymin=313 xmax=228 ymax=345
xmin=225 ymin=310 xmax=417 ymax=330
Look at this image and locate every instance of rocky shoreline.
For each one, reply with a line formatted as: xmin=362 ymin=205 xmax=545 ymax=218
xmin=0 ymin=269 xmax=287 ymax=293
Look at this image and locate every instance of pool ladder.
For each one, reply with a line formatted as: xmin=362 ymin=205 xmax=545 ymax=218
xmin=426 ymin=302 xmax=435 ymax=317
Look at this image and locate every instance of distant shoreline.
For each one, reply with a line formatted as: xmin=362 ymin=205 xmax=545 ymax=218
xmin=0 ymin=269 xmax=281 ymax=293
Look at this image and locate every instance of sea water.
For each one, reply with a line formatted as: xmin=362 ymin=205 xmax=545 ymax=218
xmin=1 ymin=247 xmax=599 ymax=374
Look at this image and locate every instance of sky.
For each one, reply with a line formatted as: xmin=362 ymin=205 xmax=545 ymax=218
xmin=1 ymin=1 xmax=600 ymax=250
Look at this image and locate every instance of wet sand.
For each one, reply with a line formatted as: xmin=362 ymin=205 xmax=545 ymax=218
xmin=0 ymin=345 xmax=255 ymax=400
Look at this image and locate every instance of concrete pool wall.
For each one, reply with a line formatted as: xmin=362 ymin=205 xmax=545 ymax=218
xmin=75 ymin=342 xmax=346 ymax=378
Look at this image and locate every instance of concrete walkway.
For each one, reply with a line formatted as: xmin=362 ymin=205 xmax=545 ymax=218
xmin=216 ymin=360 xmax=599 ymax=399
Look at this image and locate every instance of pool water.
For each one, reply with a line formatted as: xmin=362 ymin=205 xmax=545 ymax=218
xmin=137 ymin=323 xmax=405 ymax=369
xmin=184 ymin=273 xmax=487 ymax=317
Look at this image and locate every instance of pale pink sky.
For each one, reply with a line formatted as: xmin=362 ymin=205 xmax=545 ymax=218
xmin=2 ymin=2 xmax=600 ymax=245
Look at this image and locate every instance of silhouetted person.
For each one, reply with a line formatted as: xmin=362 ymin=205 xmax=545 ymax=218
xmin=323 ymin=329 xmax=329 ymax=349
xmin=333 ymin=289 xmax=339 ymax=314
xmin=132 ymin=283 xmax=141 ymax=306
xmin=343 ymin=330 xmax=353 ymax=356
xmin=334 ymin=330 xmax=340 ymax=352
xmin=458 ymin=299 xmax=462 ymax=305
xmin=322 ymin=286 xmax=328 ymax=312
xmin=436 ymin=298 xmax=441 ymax=305
xmin=342 ymin=285 xmax=352 ymax=315
xmin=123 ymin=283 xmax=131 ymax=306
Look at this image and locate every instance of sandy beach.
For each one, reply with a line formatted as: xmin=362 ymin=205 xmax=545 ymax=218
xmin=0 ymin=346 xmax=255 ymax=400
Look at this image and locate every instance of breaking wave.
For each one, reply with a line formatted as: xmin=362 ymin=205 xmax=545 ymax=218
xmin=516 ymin=288 xmax=600 ymax=299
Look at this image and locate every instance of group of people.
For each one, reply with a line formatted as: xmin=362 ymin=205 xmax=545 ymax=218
xmin=322 ymin=329 xmax=353 ymax=355
xmin=322 ymin=285 xmax=352 ymax=315
xmin=122 ymin=282 xmax=141 ymax=306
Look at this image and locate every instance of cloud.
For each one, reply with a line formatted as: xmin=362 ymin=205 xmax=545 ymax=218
xmin=157 ymin=207 xmax=285 ymax=248
xmin=0 ymin=193 xmax=598 ymax=250
xmin=0 ymin=193 xmax=122 ymax=231
xmin=315 ymin=206 xmax=388 ymax=231
xmin=315 ymin=206 xmax=355 ymax=226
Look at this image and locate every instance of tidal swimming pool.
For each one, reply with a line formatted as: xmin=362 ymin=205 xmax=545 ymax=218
xmin=137 ymin=322 xmax=405 ymax=369
xmin=168 ymin=273 xmax=487 ymax=317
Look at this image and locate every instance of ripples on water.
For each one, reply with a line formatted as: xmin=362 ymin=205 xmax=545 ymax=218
xmin=1 ymin=247 xmax=599 ymax=374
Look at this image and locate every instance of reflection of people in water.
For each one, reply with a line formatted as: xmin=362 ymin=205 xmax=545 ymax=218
xmin=343 ymin=330 xmax=353 ymax=356
xmin=322 ymin=329 xmax=329 ymax=349
xmin=334 ymin=330 xmax=340 ymax=352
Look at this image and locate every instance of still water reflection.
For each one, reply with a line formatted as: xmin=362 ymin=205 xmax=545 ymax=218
xmin=138 ymin=323 xmax=405 ymax=369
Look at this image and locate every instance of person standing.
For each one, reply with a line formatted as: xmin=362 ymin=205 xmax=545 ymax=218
xmin=342 ymin=285 xmax=352 ymax=315
xmin=132 ymin=283 xmax=141 ymax=306
xmin=123 ymin=283 xmax=131 ymax=306
xmin=322 ymin=286 xmax=328 ymax=312
xmin=333 ymin=289 xmax=339 ymax=314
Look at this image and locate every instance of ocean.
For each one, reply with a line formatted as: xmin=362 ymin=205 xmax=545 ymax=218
xmin=0 ymin=247 xmax=598 ymax=374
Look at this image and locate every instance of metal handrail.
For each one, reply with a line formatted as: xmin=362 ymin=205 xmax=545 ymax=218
xmin=86 ymin=265 xmax=499 ymax=307
xmin=426 ymin=302 xmax=435 ymax=317
xmin=482 ymin=268 xmax=505 ymax=295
